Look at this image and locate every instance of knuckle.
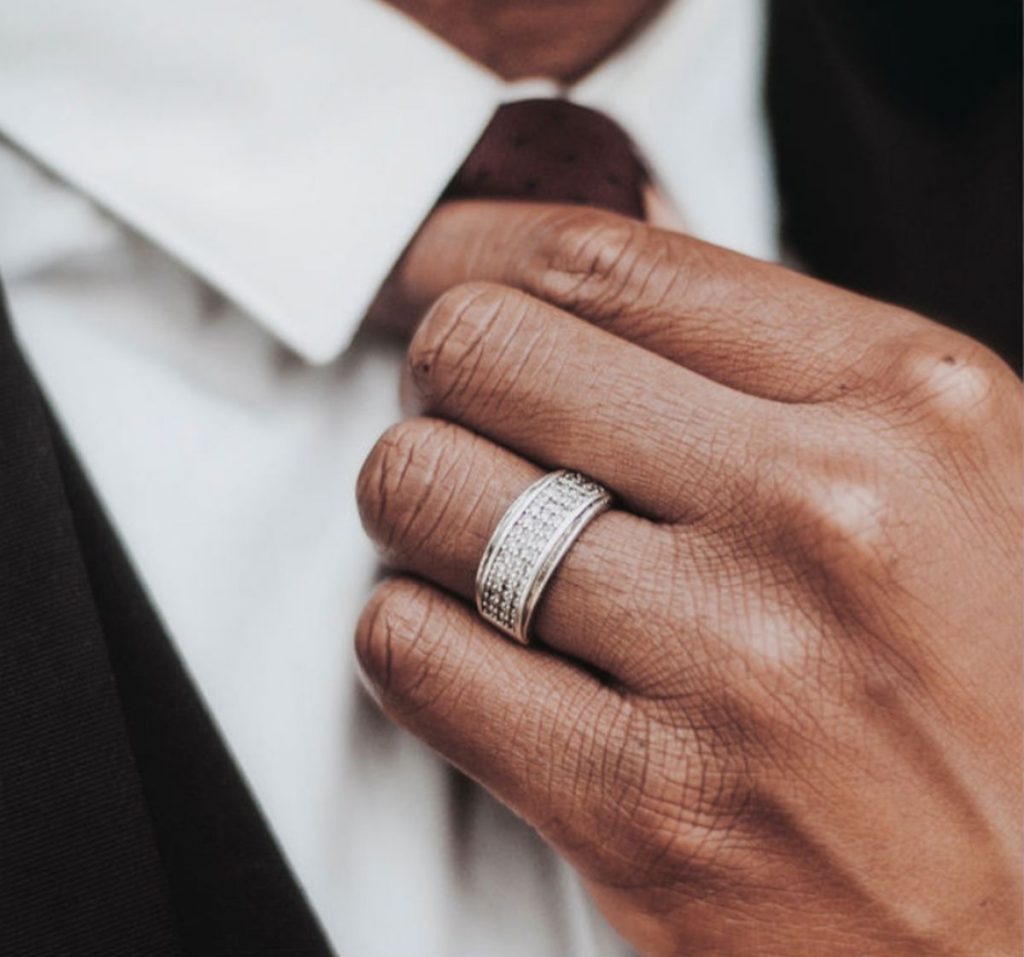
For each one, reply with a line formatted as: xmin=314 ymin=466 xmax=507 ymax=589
xmin=356 ymin=417 xmax=458 ymax=547
xmin=407 ymin=280 xmax=517 ymax=406
xmin=879 ymin=330 xmax=1014 ymax=433
xmin=776 ymin=467 xmax=895 ymax=587
xmin=529 ymin=208 xmax=659 ymax=312
xmin=354 ymin=578 xmax=452 ymax=707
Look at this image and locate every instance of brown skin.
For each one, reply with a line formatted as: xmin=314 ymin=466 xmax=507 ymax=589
xmin=355 ymin=201 xmax=1023 ymax=956
xmin=383 ymin=0 xmax=669 ymax=80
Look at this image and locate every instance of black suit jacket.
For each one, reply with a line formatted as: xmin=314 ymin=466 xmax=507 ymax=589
xmin=1 ymin=4 xmax=1019 ymax=954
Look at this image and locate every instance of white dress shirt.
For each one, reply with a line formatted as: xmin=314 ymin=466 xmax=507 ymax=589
xmin=0 ymin=2 xmax=778 ymax=955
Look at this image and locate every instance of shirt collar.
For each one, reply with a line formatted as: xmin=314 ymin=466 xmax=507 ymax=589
xmin=575 ymin=0 xmax=776 ymax=262
xmin=0 ymin=0 xmax=773 ymax=365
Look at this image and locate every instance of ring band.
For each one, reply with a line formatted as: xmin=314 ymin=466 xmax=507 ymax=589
xmin=475 ymin=470 xmax=613 ymax=644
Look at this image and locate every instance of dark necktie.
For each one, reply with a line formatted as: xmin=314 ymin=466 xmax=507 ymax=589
xmin=369 ymin=98 xmax=650 ymax=330
xmin=444 ymin=98 xmax=649 ymax=218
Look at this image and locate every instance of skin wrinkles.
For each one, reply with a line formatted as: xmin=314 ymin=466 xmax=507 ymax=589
xmin=355 ymin=199 xmax=1023 ymax=956
xmin=733 ymin=792 xmax=943 ymax=955
xmin=397 ymin=202 xmax=931 ymax=405
xmin=407 ymin=283 xmax=504 ymax=409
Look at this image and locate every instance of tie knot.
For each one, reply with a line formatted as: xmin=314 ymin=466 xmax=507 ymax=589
xmin=443 ymin=98 xmax=648 ymax=219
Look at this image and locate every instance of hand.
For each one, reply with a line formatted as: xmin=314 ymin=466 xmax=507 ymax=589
xmin=355 ymin=202 xmax=1023 ymax=956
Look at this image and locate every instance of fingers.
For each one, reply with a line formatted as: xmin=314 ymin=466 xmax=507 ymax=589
xmin=405 ymin=280 xmax=781 ymax=523
xmin=391 ymin=200 xmax=924 ymax=403
xmin=355 ymin=576 xmax=718 ymax=877
xmin=356 ymin=416 xmax=711 ymax=689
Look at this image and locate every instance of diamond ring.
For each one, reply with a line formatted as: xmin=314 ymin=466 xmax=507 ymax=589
xmin=475 ymin=470 xmax=613 ymax=645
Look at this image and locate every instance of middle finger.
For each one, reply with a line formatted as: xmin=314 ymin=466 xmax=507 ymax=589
xmin=405 ymin=280 xmax=780 ymax=523
xmin=357 ymin=416 xmax=721 ymax=688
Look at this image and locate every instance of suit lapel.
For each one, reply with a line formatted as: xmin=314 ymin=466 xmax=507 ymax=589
xmin=0 ymin=288 xmax=183 ymax=954
xmin=0 ymin=286 xmax=334 ymax=955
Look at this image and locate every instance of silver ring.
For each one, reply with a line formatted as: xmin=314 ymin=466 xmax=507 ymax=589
xmin=475 ymin=469 xmax=613 ymax=644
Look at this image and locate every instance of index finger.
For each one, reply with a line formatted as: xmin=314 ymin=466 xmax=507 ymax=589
xmin=383 ymin=200 xmax=925 ymax=404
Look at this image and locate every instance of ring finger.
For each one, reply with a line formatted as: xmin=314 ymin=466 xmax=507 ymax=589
xmin=357 ymin=416 xmax=724 ymax=689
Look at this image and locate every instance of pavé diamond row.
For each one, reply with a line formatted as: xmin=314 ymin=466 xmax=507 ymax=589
xmin=475 ymin=469 xmax=613 ymax=644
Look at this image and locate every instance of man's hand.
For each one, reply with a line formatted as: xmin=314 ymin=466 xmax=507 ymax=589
xmin=355 ymin=202 xmax=1023 ymax=956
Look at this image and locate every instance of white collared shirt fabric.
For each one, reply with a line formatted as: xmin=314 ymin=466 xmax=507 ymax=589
xmin=0 ymin=2 xmax=778 ymax=955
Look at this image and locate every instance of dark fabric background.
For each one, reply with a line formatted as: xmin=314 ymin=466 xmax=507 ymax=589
xmin=767 ymin=0 xmax=1022 ymax=370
